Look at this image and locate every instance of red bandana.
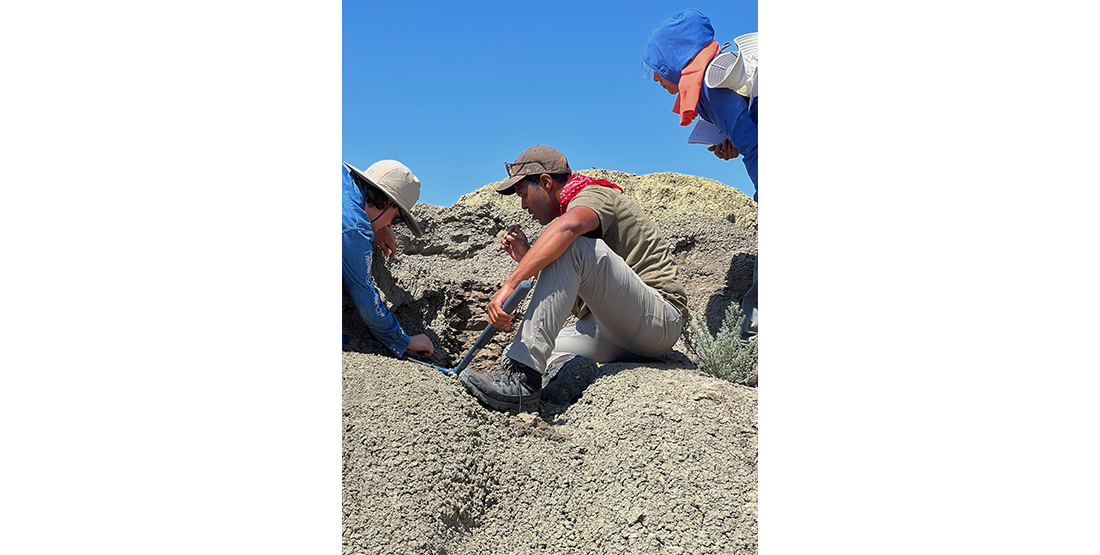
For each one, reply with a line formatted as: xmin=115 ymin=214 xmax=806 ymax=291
xmin=558 ymin=175 xmax=623 ymax=215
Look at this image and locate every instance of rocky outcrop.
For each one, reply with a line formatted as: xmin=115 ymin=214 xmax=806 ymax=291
xmin=342 ymin=169 xmax=758 ymax=368
xmin=342 ymin=170 xmax=759 ymax=555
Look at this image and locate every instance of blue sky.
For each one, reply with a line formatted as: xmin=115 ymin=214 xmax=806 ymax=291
xmin=343 ymin=0 xmax=758 ymax=207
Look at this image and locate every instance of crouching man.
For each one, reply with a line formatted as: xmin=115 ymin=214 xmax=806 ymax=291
xmin=459 ymin=146 xmax=688 ymax=411
xmin=343 ymin=160 xmax=435 ymax=358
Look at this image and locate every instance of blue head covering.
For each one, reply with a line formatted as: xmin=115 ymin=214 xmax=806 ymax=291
xmin=641 ymin=9 xmax=715 ymax=84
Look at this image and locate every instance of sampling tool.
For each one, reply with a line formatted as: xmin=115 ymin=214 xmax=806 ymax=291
xmin=406 ymin=280 xmax=532 ymax=375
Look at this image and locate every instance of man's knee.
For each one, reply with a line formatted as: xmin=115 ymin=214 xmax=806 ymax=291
xmin=543 ymin=236 xmax=600 ymax=275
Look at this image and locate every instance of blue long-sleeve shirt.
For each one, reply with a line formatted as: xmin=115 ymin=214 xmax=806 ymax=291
xmin=696 ymin=87 xmax=758 ymax=201
xmin=342 ymin=165 xmax=411 ymax=356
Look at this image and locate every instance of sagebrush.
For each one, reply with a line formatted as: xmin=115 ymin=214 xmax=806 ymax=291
xmin=686 ymin=302 xmax=758 ymax=386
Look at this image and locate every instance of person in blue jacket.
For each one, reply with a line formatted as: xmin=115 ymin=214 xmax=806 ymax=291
xmin=342 ymin=160 xmax=434 ymax=358
xmin=643 ymin=8 xmax=758 ymax=342
xmin=643 ymin=8 xmax=758 ymax=201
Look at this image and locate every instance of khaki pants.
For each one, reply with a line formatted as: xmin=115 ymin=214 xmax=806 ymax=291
xmin=506 ymin=237 xmax=685 ymax=374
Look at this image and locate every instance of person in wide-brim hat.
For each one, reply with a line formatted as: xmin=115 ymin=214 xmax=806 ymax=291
xmin=344 ymin=160 xmax=424 ymax=237
xmin=342 ymin=159 xmax=434 ymax=358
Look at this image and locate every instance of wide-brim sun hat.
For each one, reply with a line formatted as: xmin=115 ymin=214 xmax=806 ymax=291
xmin=344 ymin=160 xmax=423 ymax=237
xmin=704 ymin=32 xmax=758 ymax=97
xmin=734 ymin=32 xmax=757 ymax=61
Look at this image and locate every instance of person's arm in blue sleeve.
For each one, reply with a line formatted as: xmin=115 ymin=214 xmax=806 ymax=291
xmin=342 ymin=224 xmax=412 ymax=357
xmin=699 ymin=87 xmax=758 ymax=199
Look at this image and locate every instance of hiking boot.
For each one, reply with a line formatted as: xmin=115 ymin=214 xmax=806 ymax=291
xmin=540 ymin=354 xmax=598 ymax=409
xmin=459 ymin=357 xmax=542 ymax=412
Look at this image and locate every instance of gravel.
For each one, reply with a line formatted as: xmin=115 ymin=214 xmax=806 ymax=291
xmin=343 ymin=170 xmax=759 ymax=554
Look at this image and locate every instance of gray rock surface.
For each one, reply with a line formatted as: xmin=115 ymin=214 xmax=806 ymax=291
xmin=343 ymin=170 xmax=758 ymax=554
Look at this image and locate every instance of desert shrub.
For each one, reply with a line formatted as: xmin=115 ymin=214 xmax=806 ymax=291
xmin=686 ymin=302 xmax=758 ymax=386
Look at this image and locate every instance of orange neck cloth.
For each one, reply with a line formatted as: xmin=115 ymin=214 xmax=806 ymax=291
xmin=672 ymin=40 xmax=720 ymax=127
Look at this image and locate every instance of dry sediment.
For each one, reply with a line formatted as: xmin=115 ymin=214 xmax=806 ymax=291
xmin=343 ymin=170 xmax=758 ymax=554
xmin=343 ymin=354 xmax=757 ymax=555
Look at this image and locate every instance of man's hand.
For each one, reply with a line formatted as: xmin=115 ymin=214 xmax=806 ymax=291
xmin=376 ymin=226 xmax=397 ymax=260
xmin=708 ymin=138 xmax=740 ymax=161
xmin=500 ymin=225 xmax=530 ymax=263
xmin=406 ymin=334 xmax=434 ymax=357
xmin=486 ymin=282 xmax=517 ymax=331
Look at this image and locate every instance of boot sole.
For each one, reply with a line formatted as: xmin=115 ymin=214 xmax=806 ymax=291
xmin=540 ymin=356 xmax=599 ymax=407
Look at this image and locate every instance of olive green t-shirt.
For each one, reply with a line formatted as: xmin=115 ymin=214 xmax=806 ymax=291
xmin=568 ymin=185 xmax=689 ymax=319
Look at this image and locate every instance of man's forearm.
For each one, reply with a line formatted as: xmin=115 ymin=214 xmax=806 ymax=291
xmin=505 ymin=208 xmax=599 ymax=286
xmin=503 ymin=206 xmax=600 ymax=288
xmin=504 ymin=220 xmax=576 ymax=288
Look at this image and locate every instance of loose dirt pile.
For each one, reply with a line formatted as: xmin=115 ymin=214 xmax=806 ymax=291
xmin=343 ymin=170 xmax=758 ymax=554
